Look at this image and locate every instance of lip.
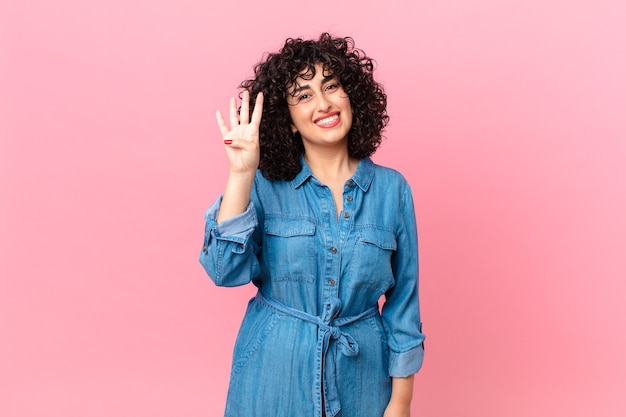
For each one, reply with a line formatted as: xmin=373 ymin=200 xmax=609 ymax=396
xmin=314 ymin=112 xmax=340 ymax=128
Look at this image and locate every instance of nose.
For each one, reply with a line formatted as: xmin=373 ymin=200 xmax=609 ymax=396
xmin=316 ymin=94 xmax=332 ymax=112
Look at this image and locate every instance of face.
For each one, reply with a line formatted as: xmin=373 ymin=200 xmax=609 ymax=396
xmin=287 ymin=63 xmax=352 ymax=150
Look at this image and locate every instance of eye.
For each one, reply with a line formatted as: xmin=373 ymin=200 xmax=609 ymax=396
xmin=287 ymin=91 xmax=312 ymax=105
xmin=325 ymin=83 xmax=338 ymax=91
xmin=294 ymin=92 xmax=313 ymax=104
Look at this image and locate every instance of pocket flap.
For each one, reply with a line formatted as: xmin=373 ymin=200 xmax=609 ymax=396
xmin=264 ymin=217 xmax=316 ymax=237
xmin=356 ymin=227 xmax=397 ymax=250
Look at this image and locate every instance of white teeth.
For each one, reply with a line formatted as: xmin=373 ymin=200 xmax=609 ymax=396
xmin=316 ymin=115 xmax=338 ymax=125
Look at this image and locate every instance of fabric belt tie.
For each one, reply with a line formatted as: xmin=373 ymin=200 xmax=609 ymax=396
xmin=255 ymin=291 xmax=379 ymax=417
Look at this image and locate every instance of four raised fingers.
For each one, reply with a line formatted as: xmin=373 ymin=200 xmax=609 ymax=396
xmin=215 ymin=91 xmax=264 ymax=142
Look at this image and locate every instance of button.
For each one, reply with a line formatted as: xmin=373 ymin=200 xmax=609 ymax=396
xmin=346 ymin=180 xmax=354 ymax=187
xmin=346 ymin=196 xmax=353 ymax=202
xmin=342 ymin=212 xmax=349 ymax=218
xmin=331 ymin=247 xmax=337 ymax=254
xmin=328 ymin=279 xmax=335 ymax=286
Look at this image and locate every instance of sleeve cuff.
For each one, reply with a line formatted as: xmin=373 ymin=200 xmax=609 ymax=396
xmin=389 ymin=344 xmax=425 ymax=377
xmin=204 ymin=195 xmax=258 ymax=243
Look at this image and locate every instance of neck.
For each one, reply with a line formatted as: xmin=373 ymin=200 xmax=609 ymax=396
xmin=303 ymin=146 xmax=358 ymax=184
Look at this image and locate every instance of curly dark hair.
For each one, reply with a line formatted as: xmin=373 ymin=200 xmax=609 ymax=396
xmin=240 ymin=33 xmax=389 ymax=181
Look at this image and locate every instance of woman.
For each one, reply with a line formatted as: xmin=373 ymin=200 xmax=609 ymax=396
xmin=200 ymin=33 xmax=425 ymax=417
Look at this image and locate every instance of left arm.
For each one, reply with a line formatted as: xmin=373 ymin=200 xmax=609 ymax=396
xmin=381 ymin=180 xmax=425 ymax=416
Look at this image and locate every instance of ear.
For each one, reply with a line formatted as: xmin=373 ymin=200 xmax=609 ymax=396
xmin=291 ymin=124 xmax=298 ymax=134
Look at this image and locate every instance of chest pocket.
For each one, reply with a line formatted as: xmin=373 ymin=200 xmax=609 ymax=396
xmin=348 ymin=226 xmax=397 ymax=292
xmin=264 ymin=217 xmax=317 ymax=283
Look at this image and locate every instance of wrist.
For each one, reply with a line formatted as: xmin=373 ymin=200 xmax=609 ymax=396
xmin=225 ymin=171 xmax=256 ymax=191
xmin=390 ymin=375 xmax=414 ymax=404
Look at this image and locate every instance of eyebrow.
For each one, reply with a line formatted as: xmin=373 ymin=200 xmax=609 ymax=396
xmin=290 ymin=75 xmax=337 ymax=95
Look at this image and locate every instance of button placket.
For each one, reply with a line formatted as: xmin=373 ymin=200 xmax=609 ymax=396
xmin=316 ymin=181 xmax=340 ymax=296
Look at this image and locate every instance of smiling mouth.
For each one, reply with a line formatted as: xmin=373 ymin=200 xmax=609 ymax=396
xmin=315 ymin=114 xmax=340 ymax=127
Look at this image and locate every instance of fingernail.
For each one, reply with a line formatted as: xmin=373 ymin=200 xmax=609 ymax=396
xmin=224 ymin=139 xmax=232 ymax=145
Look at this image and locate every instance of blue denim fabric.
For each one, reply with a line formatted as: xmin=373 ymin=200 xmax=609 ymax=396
xmin=200 ymin=157 xmax=425 ymax=417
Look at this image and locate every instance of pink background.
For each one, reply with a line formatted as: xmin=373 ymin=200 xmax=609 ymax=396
xmin=2 ymin=1 xmax=625 ymax=416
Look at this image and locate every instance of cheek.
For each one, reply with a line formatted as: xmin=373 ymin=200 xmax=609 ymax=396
xmin=342 ymin=98 xmax=352 ymax=113
xmin=290 ymin=107 xmax=312 ymax=131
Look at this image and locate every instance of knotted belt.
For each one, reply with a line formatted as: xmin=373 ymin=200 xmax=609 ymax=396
xmin=255 ymin=291 xmax=379 ymax=417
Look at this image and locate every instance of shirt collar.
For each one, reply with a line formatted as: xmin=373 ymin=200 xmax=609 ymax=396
xmin=291 ymin=155 xmax=313 ymax=188
xmin=352 ymin=157 xmax=374 ymax=192
xmin=290 ymin=155 xmax=374 ymax=192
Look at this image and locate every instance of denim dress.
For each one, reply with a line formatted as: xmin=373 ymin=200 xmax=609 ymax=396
xmin=200 ymin=157 xmax=425 ymax=417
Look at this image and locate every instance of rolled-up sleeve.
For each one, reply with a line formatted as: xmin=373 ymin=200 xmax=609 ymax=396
xmin=382 ymin=183 xmax=425 ymax=377
xmin=199 ymin=195 xmax=261 ymax=287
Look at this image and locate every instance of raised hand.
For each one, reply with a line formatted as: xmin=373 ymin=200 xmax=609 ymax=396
xmin=216 ymin=90 xmax=264 ymax=175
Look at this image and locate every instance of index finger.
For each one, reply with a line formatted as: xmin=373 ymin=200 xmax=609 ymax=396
xmin=250 ymin=92 xmax=264 ymax=126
